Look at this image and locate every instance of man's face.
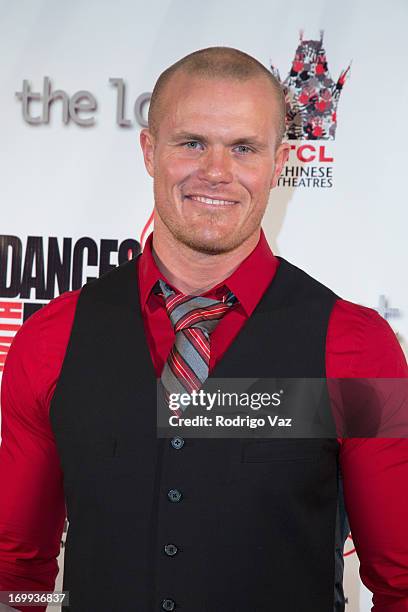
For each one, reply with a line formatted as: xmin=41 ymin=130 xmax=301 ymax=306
xmin=140 ymin=72 xmax=289 ymax=254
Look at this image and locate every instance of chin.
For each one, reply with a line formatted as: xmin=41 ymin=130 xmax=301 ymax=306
xmin=179 ymin=231 xmax=241 ymax=255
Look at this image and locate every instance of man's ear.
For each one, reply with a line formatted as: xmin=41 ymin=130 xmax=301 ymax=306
xmin=270 ymin=142 xmax=290 ymax=189
xmin=140 ymin=128 xmax=155 ymax=178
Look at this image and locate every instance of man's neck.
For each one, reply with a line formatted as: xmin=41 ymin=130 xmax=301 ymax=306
xmin=151 ymin=223 xmax=261 ymax=296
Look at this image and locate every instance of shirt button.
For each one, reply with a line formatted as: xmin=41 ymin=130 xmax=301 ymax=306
xmin=170 ymin=437 xmax=185 ymax=450
xmin=167 ymin=489 xmax=182 ymax=503
xmin=164 ymin=543 xmax=178 ymax=556
xmin=161 ymin=598 xmax=176 ymax=611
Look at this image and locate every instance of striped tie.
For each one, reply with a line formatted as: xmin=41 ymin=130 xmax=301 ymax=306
xmin=156 ymin=279 xmax=238 ymax=416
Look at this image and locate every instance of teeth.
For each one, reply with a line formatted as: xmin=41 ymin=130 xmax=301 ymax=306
xmin=188 ymin=195 xmax=235 ymax=205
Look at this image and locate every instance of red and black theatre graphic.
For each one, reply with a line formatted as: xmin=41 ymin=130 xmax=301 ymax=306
xmin=271 ymin=30 xmax=351 ymax=140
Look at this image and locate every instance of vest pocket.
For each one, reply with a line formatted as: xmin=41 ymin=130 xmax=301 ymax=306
xmin=224 ymin=439 xmax=328 ymax=485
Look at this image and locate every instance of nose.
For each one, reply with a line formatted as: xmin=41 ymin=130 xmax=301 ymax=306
xmin=197 ymin=146 xmax=233 ymax=186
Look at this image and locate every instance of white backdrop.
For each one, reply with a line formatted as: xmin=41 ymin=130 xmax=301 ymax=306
xmin=1 ymin=1 xmax=407 ymax=610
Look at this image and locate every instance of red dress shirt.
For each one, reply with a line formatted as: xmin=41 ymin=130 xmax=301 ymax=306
xmin=0 ymin=229 xmax=407 ymax=612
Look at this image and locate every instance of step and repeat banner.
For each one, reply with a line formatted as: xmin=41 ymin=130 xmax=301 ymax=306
xmin=1 ymin=0 xmax=407 ymax=610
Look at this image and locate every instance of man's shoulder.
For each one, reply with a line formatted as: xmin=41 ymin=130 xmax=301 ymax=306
xmin=1 ymin=290 xmax=82 ymax=416
xmin=333 ymin=297 xmax=396 ymax=341
xmin=80 ymin=258 xmax=139 ymax=306
xmin=11 ymin=257 xmax=139 ymax=357
xmin=6 ymin=290 xmax=81 ymax=367
xmin=329 ymin=298 xmax=407 ymax=377
xmin=275 ymin=257 xmax=339 ymax=303
xmin=277 ymin=259 xmax=407 ymax=376
xmin=19 ymin=290 xmax=80 ymax=339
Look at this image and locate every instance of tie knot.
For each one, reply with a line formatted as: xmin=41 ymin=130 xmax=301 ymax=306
xmin=155 ymin=278 xmax=238 ymax=335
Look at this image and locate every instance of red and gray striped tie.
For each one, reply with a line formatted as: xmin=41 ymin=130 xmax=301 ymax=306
xmin=156 ymin=278 xmax=238 ymax=415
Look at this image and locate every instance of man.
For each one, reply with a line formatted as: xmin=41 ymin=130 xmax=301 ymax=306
xmin=0 ymin=47 xmax=407 ymax=612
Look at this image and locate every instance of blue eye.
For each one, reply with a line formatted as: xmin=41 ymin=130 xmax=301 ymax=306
xmin=234 ymin=145 xmax=252 ymax=154
xmin=184 ymin=141 xmax=202 ymax=150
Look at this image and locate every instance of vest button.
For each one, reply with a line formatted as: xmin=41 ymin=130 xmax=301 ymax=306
xmin=170 ymin=436 xmax=185 ymax=450
xmin=167 ymin=489 xmax=182 ymax=503
xmin=161 ymin=598 xmax=176 ymax=611
xmin=164 ymin=543 xmax=178 ymax=556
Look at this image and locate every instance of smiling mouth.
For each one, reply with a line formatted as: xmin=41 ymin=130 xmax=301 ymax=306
xmin=184 ymin=194 xmax=238 ymax=206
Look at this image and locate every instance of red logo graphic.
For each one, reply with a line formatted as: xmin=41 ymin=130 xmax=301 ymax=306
xmin=271 ymin=30 xmax=350 ymax=140
xmin=344 ymin=533 xmax=356 ymax=557
xmin=0 ymin=302 xmax=23 ymax=372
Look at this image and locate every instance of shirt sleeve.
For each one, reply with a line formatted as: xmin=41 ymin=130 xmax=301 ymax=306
xmin=0 ymin=291 xmax=79 ymax=612
xmin=327 ymin=299 xmax=408 ymax=611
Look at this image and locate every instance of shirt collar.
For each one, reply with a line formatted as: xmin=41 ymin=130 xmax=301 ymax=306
xmin=219 ymin=228 xmax=279 ymax=316
xmin=138 ymin=232 xmax=164 ymax=312
xmin=138 ymin=228 xmax=279 ymax=317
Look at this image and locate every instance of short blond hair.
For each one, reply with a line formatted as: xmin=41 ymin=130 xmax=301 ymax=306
xmin=148 ymin=46 xmax=286 ymax=143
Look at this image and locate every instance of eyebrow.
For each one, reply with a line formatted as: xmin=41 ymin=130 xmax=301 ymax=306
xmin=170 ymin=131 xmax=268 ymax=150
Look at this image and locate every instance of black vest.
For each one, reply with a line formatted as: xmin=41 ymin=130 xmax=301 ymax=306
xmin=50 ymin=256 xmax=347 ymax=612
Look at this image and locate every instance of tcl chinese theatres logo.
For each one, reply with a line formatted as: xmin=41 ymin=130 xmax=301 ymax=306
xmin=271 ymin=30 xmax=351 ymax=140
